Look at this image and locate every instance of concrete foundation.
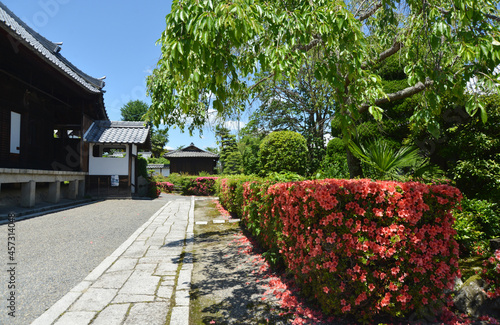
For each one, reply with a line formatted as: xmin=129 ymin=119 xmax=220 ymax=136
xmin=48 ymin=181 xmax=61 ymax=203
xmin=1 ymin=168 xmax=87 ymax=209
xmin=21 ymin=180 xmax=36 ymax=207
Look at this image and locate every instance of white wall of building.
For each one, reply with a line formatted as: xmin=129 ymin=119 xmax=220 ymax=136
xmin=88 ymin=143 xmax=129 ymax=176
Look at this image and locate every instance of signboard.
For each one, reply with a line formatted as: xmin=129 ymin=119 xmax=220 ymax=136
xmin=111 ymin=175 xmax=119 ymax=187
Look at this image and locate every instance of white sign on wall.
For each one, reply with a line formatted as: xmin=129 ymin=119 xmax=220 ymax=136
xmin=111 ymin=175 xmax=119 ymax=187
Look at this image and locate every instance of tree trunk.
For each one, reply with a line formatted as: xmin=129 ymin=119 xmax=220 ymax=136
xmin=346 ymin=148 xmax=364 ymax=178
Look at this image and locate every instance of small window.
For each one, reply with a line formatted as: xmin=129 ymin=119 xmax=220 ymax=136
xmin=92 ymin=145 xmax=127 ymax=158
xmin=10 ymin=111 xmax=21 ymax=154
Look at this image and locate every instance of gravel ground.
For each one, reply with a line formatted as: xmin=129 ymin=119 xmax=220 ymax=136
xmin=0 ymin=194 xmax=181 ymax=325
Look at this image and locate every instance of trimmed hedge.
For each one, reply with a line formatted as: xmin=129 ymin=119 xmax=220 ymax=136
xmin=217 ymin=176 xmax=257 ymax=217
xmin=239 ymin=178 xmax=462 ymax=321
xmin=181 ymin=177 xmax=218 ymax=196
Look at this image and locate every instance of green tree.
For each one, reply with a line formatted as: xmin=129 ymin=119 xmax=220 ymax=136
xmin=417 ymin=94 xmax=500 ymax=201
xmin=249 ymin=58 xmax=335 ymax=174
xmin=216 ymin=126 xmax=243 ymax=174
xmin=258 ymin=131 xmax=308 ymax=175
xmin=147 ymin=0 xmax=500 ymax=178
xmin=151 ymin=128 xmax=169 ymax=158
xmin=120 ymin=100 xmax=149 ymax=121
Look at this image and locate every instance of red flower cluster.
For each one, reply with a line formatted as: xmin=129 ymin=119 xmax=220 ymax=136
xmin=185 ymin=177 xmax=218 ymax=196
xmin=157 ymin=181 xmax=174 ymax=193
xmin=239 ymin=178 xmax=462 ymax=321
xmin=482 ymin=249 xmax=500 ymax=299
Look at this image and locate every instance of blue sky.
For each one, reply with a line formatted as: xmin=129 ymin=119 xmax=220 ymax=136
xmin=3 ymin=0 xmax=231 ymax=150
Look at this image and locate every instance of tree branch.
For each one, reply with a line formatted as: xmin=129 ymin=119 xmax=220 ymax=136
xmin=434 ymin=4 xmax=500 ymax=22
xmin=249 ymin=73 xmax=275 ymax=91
xmin=292 ymin=34 xmax=323 ymax=52
xmin=485 ymin=13 xmax=500 ymax=23
xmin=360 ymin=78 xmax=434 ymax=111
xmin=361 ymin=41 xmax=402 ymax=69
xmin=357 ymin=1 xmax=383 ymax=21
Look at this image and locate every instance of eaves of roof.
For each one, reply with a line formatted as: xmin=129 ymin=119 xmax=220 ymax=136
xmin=83 ymin=121 xmax=150 ymax=144
xmin=0 ymin=1 xmax=104 ymax=93
xmin=164 ymin=150 xmax=219 ymax=158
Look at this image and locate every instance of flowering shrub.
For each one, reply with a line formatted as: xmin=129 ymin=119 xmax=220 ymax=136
xmin=241 ymin=178 xmax=462 ymax=321
xmin=182 ymin=177 xmax=218 ymax=196
xmin=157 ymin=182 xmax=174 ymax=193
xmin=481 ymin=249 xmax=500 ymax=299
xmin=148 ymin=181 xmax=161 ymax=198
xmin=217 ymin=176 xmax=256 ymax=217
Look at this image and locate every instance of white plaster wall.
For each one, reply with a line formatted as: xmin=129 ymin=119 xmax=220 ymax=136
xmin=88 ymin=143 xmax=129 ymax=176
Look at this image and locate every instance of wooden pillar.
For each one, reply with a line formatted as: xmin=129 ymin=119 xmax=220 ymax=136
xmin=21 ymin=180 xmax=36 ymax=207
xmin=128 ymin=144 xmax=132 ymax=187
xmin=48 ymin=181 xmax=61 ymax=203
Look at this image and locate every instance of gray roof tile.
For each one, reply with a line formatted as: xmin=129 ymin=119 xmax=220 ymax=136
xmin=164 ymin=143 xmax=219 ymax=158
xmin=147 ymin=164 xmax=169 ymax=169
xmin=0 ymin=2 xmax=104 ymax=93
xmin=83 ymin=121 xmax=150 ymax=144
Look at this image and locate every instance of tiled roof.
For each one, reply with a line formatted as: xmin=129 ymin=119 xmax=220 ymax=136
xmin=0 ymin=2 xmax=104 ymax=93
xmin=164 ymin=143 xmax=219 ymax=158
xmin=83 ymin=121 xmax=150 ymax=144
xmin=147 ymin=164 xmax=169 ymax=169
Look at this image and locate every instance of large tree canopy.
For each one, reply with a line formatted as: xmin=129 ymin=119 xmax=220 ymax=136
xmin=147 ymin=0 xmax=500 ymax=145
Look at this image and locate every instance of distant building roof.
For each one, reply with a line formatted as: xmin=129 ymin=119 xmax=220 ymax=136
xmin=164 ymin=143 xmax=219 ymax=159
xmin=147 ymin=164 xmax=169 ymax=169
xmin=83 ymin=121 xmax=150 ymax=144
xmin=0 ymin=1 xmax=105 ymax=93
xmin=139 ymin=151 xmax=152 ymax=158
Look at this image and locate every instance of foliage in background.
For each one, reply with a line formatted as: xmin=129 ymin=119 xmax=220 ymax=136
xmin=315 ymin=138 xmax=350 ymax=179
xmin=453 ymin=198 xmax=500 ymax=256
xmin=147 ymin=157 xmax=170 ymax=165
xmin=216 ymin=126 xmax=243 ymax=175
xmin=136 ymin=156 xmax=149 ymax=179
xmin=433 ymin=94 xmax=500 ymax=202
xmin=237 ymin=121 xmax=266 ymax=175
xmin=258 ymin=131 xmax=308 ymax=176
xmin=147 ymin=0 xmax=500 ymax=178
xmin=249 ymin=57 xmax=335 ymax=174
xmin=120 ymin=99 xmax=149 ymax=121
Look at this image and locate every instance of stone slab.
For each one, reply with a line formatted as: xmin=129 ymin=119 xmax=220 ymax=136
xmin=119 ymin=274 xmax=160 ymax=295
xmin=157 ymin=285 xmax=174 ymax=300
xmin=92 ymin=304 xmax=130 ymax=325
xmin=107 ymin=258 xmax=138 ymax=272
xmin=70 ymin=288 xmax=118 ymax=311
xmin=124 ymin=302 xmax=169 ymax=325
xmin=92 ymin=270 xmax=133 ymax=289
xmin=175 ymin=290 xmax=190 ymax=306
xmin=53 ymin=311 xmax=96 ymax=325
xmin=113 ymin=294 xmax=155 ymax=303
xmin=170 ymin=306 xmax=189 ymax=325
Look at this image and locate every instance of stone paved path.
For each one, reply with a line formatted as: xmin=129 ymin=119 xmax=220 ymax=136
xmin=31 ymin=196 xmax=195 ymax=325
